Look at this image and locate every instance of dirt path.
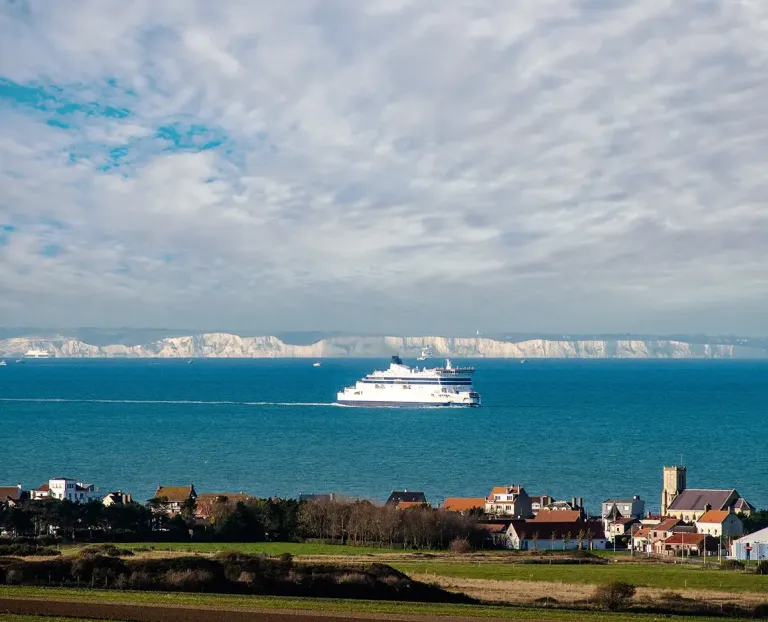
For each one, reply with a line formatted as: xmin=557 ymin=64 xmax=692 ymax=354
xmin=0 ymin=596 xmax=532 ymax=622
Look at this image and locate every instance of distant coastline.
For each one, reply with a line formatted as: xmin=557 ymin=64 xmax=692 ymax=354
xmin=1 ymin=332 xmax=767 ymax=359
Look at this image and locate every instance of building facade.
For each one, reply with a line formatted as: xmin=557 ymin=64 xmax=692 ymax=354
xmin=661 ymin=465 xmax=687 ymax=516
xmin=485 ymin=485 xmax=533 ymax=518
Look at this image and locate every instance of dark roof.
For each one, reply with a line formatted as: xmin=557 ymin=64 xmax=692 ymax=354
xmin=603 ymin=498 xmax=640 ymax=504
xmin=667 ymin=489 xmax=735 ymax=512
xmin=733 ymin=498 xmax=756 ymax=512
xmin=386 ymin=491 xmax=427 ymax=505
xmin=513 ymin=520 xmax=605 ymax=540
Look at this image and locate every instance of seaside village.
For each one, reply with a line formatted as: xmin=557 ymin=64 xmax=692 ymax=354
xmin=1 ymin=465 xmax=765 ymax=560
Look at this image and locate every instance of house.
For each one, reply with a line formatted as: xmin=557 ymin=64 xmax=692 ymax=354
xmin=661 ymin=465 xmax=753 ymax=520
xmin=31 ymin=478 xmax=102 ymax=503
xmin=31 ymin=483 xmax=50 ymax=500
xmin=602 ymin=496 xmax=645 ymax=533
xmin=0 ymin=484 xmax=24 ymax=506
xmin=153 ymin=484 xmax=197 ymax=515
xmin=656 ymin=532 xmax=716 ymax=556
xmin=386 ymin=491 xmax=427 ymax=507
xmin=443 ymin=498 xmax=486 ymax=514
xmin=648 ymin=517 xmax=682 ymax=544
xmin=194 ymin=493 xmax=249 ymax=520
xmin=631 ymin=526 xmax=652 ymax=552
xmin=484 ymin=485 xmax=533 ymax=518
xmin=396 ymin=501 xmax=430 ymax=510
xmin=507 ymin=520 xmax=606 ymax=550
xmin=730 ymin=527 xmax=768 ymax=561
xmin=530 ymin=494 xmax=555 ymax=514
xmin=606 ymin=517 xmax=640 ymax=543
xmin=102 ymin=491 xmax=133 ymax=507
xmin=695 ymin=509 xmax=744 ymax=538
xmin=530 ymin=509 xmax=583 ymax=523
xmin=477 ymin=520 xmax=517 ymax=547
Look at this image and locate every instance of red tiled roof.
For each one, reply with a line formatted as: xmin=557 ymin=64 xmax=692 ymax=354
xmin=479 ymin=523 xmax=509 ymax=533
xmin=155 ymin=485 xmax=195 ymax=503
xmin=654 ymin=517 xmax=682 ymax=532
xmin=36 ymin=483 xmax=49 ymax=492
xmin=664 ymin=533 xmax=706 ymax=545
xmin=398 ymin=501 xmax=429 ymax=510
xmin=0 ymin=486 xmax=21 ymax=501
xmin=531 ymin=510 xmax=582 ymax=523
xmin=633 ymin=527 xmax=651 ymax=538
xmin=443 ymin=497 xmax=485 ymax=512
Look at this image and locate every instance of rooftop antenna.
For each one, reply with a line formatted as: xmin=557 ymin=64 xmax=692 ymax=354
xmin=680 ymin=454 xmax=683 ymax=466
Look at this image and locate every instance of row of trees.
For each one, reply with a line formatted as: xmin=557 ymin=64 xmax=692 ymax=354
xmin=297 ymin=500 xmax=487 ymax=549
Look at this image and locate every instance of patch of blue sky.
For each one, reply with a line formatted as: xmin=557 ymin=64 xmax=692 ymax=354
xmin=0 ymin=78 xmax=131 ymax=123
xmin=155 ymin=121 xmax=228 ymax=152
xmin=41 ymin=243 xmax=62 ymax=257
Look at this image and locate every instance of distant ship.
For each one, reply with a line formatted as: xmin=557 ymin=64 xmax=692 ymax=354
xmin=416 ymin=346 xmax=433 ymax=361
xmin=25 ymin=348 xmax=52 ymax=359
xmin=336 ymin=355 xmax=481 ymax=407
xmin=313 ymin=362 xmax=322 ymax=367
xmin=0 ymin=360 xmax=6 ymax=366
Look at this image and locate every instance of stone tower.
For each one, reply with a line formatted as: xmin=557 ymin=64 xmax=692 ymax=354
xmin=661 ymin=465 xmax=686 ymax=516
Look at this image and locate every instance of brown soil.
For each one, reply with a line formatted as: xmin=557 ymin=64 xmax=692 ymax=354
xmin=0 ymin=596 xmax=530 ymax=622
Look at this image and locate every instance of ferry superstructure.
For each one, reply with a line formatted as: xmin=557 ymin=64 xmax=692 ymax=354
xmin=336 ymin=356 xmax=481 ymax=407
xmin=25 ymin=348 xmax=52 ymax=359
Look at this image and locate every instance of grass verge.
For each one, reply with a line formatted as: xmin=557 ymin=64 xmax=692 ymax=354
xmin=62 ymin=542 xmax=418 ymax=557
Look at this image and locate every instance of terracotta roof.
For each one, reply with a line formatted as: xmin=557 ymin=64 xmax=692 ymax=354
xmin=697 ymin=510 xmax=731 ymax=524
xmin=632 ymin=527 xmax=651 ymax=538
xmin=397 ymin=501 xmax=429 ymax=510
xmin=609 ymin=517 xmax=637 ymax=526
xmin=0 ymin=486 xmax=21 ymax=501
xmin=488 ymin=485 xmax=522 ymax=499
xmin=531 ymin=510 xmax=582 ymax=523
xmin=667 ymin=489 xmax=734 ymax=512
xmin=664 ymin=532 xmax=707 ymax=545
xmin=36 ymin=483 xmax=49 ymax=492
xmin=155 ymin=485 xmax=196 ymax=503
xmin=443 ymin=497 xmax=485 ymax=512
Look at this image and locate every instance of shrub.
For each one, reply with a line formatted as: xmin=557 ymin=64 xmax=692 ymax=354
xmin=79 ymin=544 xmax=133 ymax=558
xmin=449 ymin=538 xmax=471 ymax=554
xmin=164 ymin=568 xmax=217 ymax=591
xmin=593 ymin=582 xmax=636 ymax=611
xmin=534 ymin=596 xmax=559 ymax=606
xmin=720 ymin=559 xmax=745 ymax=571
xmin=753 ymin=603 xmax=768 ymax=618
xmin=659 ymin=591 xmax=686 ymax=602
xmin=0 ymin=544 xmax=60 ymax=557
xmin=756 ymin=561 xmax=768 ymax=575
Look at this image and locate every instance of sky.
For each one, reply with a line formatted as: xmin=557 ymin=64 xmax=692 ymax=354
xmin=1 ymin=1 xmax=767 ymax=336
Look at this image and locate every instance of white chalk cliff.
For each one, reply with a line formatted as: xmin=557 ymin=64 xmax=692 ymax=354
xmin=0 ymin=334 xmax=763 ymax=358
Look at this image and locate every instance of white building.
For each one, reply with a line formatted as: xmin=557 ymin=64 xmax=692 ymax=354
xmin=731 ymin=527 xmax=768 ymax=561
xmin=484 ymin=485 xmax=533 ymax=518
xmin=695 ymin=509 xmax=744 ymax=538
xmin=47 ymin=478 xmax=102 ymax=503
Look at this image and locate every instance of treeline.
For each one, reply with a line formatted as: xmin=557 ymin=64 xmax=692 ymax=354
xmin=298 ymin=500 xmax=487 ymax=549
xmin=1 ymin=498 xmax=486 ymax=550
xmin=0 ymin=498 xmax=301 ymax=544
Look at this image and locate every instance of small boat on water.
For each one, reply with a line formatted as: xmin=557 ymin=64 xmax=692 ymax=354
xmin=312 ymin=362 xmax=322 ymax=367
xmin=0 ymin=360 xmax=6 ymax=366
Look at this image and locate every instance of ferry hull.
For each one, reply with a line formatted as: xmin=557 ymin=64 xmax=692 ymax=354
xmin=337 ymin=400 xmax=479 ymax=408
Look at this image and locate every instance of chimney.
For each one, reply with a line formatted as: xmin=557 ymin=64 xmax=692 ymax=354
xmin=704 ymin=503 xmax=712 ymax=512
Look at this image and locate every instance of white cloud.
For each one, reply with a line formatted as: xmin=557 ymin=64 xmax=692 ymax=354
xmin=1 ymin=0 xmax=767 ymax=334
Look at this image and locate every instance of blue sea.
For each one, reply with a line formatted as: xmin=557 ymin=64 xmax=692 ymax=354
xmin=1 ymin=359 xmax=766 ymax=513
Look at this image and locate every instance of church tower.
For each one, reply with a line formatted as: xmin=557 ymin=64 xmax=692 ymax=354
xmin=661 ymin=465 xmax=686 ymax=516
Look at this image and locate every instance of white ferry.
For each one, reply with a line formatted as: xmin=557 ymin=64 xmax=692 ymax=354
xmin=25 ymin=348 xmax=52 ymax=359
xmin=337 ymin=355 xmax=481 ymax=407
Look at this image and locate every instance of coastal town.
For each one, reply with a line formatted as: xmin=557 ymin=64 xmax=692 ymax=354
xmin=2 ymin=465 xmax=765 ymax=561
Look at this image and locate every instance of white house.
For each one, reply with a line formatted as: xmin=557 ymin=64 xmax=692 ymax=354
xmin=484 ymin=485 xmax=533 ymax=518
xmin=695 ymin=509 xmax=744 ymax=538
xmin=506 ymin=521 xmax=607 ymax=551
xmin=731 ymin=527 xmax=768 ymax=561
xmin=48 ymin=478 xmax=102 ymax=503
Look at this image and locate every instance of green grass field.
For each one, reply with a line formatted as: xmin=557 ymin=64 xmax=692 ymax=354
xmin=63 ymin=541 xmax=414 ymax=556
xmin=0 ymin=586 xmax=752 ymax=622
xmin=394 ymin=562 xmax=768 ymax=593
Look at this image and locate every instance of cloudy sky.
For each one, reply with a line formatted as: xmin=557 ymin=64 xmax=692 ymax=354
xmin=1 ymin=1 xmax=767 ymax=336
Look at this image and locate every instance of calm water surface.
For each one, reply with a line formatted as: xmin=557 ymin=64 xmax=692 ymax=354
xmin=1 ymin=358 xmax=766 ymax=512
